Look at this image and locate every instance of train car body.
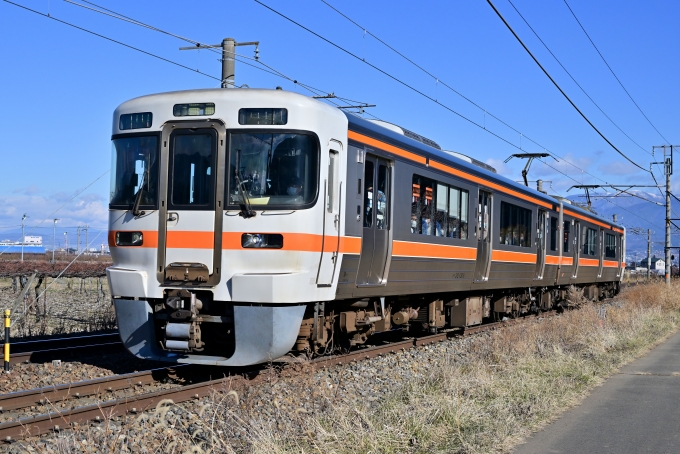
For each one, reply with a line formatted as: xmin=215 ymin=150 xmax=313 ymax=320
xmin=107 ymin=88 xmax=625 ymax=366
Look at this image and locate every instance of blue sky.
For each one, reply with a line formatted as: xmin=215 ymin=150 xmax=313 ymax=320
xmin=1 ymin=0 xmax=678 ymax=248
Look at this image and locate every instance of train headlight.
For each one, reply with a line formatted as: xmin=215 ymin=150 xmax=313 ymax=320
xmin=241 ymin=233 xmax=283 ymax=249
xmin=116 ymin=231 xmax=143 ymax=246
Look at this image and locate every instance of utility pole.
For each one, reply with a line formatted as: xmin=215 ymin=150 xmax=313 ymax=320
xmin=653 ymin=145 xmax=678 ymax=287
xmin=76 ymin=226 xmax=81 ymax=255
xmin=179 ymin=38 xmax=259 ymax=88
xmin=64 ymin=232 xmax=68 ymax=255
xmin=20 ymin=214 xmax=27 ymax=262
xmin=84 ymin=224 xmax=89 ymax=255
xmin=648 ymin=229 xmax=651 ymax=283
xmin=52 ymin=219 xmax=59 ymax=263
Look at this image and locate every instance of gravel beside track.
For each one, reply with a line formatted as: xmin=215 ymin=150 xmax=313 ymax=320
xmin=0 ymin=317 xmax=548 ymax=448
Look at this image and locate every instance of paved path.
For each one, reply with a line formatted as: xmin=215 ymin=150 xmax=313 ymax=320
xmin=514 ymin=330 xmax=680 ymax=453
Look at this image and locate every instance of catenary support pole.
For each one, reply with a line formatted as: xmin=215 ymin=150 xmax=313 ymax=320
xmin=648 ymin=229 xmax=651 ymax=283
xmin=666 ymin=148 xmax=672 ymax=286
xmin=222 ymin=38 xmax=235 ymax=88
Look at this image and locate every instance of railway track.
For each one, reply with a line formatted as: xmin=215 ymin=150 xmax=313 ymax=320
xmin=8 ymin=332 xmax=123 ymax=365
xmin=0 ymin=310 xmax=559 ymax=442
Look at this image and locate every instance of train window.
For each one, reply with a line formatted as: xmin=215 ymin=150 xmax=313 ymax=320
xmin=110 ymin=135 xmax=159 ymax=208
xmin=238 ymin=108 xmax=287 ymax=125
xmin=499 ymin=202 xmax=532 ymax=248
xmin=582 ymin=227 xmax=597 ymax=256
xmin=550 ymin=217 xmax=558 ymax=251
xmin=411 ymin=174 xmax=468 ymax=238
xmin=605 ymin=233 xmax=616 ymax=258
xmin=173 ymin=103 xmax=215 ymax=117
xmin=227 ymin=133 xmax=318 ymax=208
xmin=376 ymin=165 xmax=389 ymax=229
xmin=563 ymin=221 xmax=570 ymax=253
xmin=119 ymin=112 xmax=152 ymax=130
xmin=169 ymin=133 xmax=215 ymax=207
xmin=363 ymin=161 xmax=374 ymax=228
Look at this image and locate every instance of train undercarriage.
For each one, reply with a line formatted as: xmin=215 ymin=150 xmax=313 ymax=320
xmin=138 ymin=281 xmax=620 ymax=361
xmin=292 ymin=282 xmax=620 ymax=356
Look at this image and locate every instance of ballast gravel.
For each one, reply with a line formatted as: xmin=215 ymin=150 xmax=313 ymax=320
xmin=0 ymin=332 xmax=490 ymax=453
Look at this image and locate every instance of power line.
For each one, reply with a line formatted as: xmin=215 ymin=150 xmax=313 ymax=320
xmin=276 ymin=0 xmax=664 ymax=210
xmin=318 ymin=0 xmax=620 ymax=188
xmin=562 ymin=0 xmax=671 ymax=145
xmin=504 ymin=0 xmax=674 ymax=213
xmin=2 ymin=0 xmax=221 ymax=83
xmin=485 ymin=0 xmax=649 ymax=173
xmin=506 ymin=0 xmax=651 ymax=157
xmin=64 ymin=0 xmax=373 ymax=109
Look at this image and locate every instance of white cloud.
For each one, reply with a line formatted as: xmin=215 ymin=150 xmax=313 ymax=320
xmin=0 ymin=190 xmax=108 ymax=239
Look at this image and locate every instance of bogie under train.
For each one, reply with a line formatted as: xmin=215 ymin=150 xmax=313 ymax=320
xmin=107 ymin=88 xmax=624 ymax=365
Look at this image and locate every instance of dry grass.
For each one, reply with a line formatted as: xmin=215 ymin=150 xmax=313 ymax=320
xmin=9 ymin=282 xmax=680 ymax=454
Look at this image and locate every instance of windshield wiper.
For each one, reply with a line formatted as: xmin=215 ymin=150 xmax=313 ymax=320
xmin=235 ymin=149 xmax=255 ymax=218
xmin=131 ymin=167 xmax=148 ymax=217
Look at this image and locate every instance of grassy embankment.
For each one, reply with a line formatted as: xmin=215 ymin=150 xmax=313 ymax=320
xmin=16 ymin=282 xmax=680 ymax=453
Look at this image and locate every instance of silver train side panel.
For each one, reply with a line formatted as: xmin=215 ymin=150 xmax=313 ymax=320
xmin=113 ymin=299 xmax=305 ymax=366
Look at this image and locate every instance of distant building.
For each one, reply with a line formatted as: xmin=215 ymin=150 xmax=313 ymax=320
xmin=0 ymin=236 xmax=46 ymax=254
xmin=639 ymin=256 xmax=665 ymax=274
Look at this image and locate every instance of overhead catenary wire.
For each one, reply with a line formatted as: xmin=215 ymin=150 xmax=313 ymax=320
xmin=317 ymin=0 xmax=651 ymax=190
xmin=2 ymin=0 xmax=221 ymax=83
xmin=484 ymin=0 xmax=649 ymax=174
xmin=506 ymin=0 xmax=651 ymax=157
xmin=5 ymin=0 xmax=664 ymax=230
xmin=503 ymin=0 xmax=673 ymax=212
xmin=63 ymin=0 xmax=373 ymax=109
xmin=562 ymin=0 xmax=671 ymax=145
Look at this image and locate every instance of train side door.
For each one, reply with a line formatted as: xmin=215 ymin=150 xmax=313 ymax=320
xmin=597 ymin=228 xmax=604 ymax=278
xmin=572 ymin=220 xmax=580 ymax=278
xmin=316 ymin=144 xmax=342 ymax=286
xmin=473 ymin=190 xmax=493 ymax=282
xmin=157 ymin=123 xmax=225 ymax=286
xmin=534 ymin=209 xmax=547 ymax=280
xmin=356 ymin=155 xmax=391 ymax=286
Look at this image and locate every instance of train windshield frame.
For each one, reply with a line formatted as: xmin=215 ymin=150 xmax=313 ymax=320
xmin=226 ymin=130 xmax=320 ymax=210
xmin=109 ymin=133 xmax=160 ymax=210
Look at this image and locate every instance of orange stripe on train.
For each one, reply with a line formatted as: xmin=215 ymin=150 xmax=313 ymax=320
xmin=491 ymin=250 xmax=537 ymax=263
xmin=392 ymin=240 xmax=477 ymax=260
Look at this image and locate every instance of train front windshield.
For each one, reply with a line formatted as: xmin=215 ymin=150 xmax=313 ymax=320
xmin=228 ymin=133 xmax=318 ymax=208
xmin=110 ymin=136 xmax=159 ymax=208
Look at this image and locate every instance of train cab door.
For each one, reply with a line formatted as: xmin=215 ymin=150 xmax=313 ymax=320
xmin=473 ymin=190 xmax=493 ymax=282
xmin=572 ymin=220 xmax=581 ymax=278
xmin=316 ymin=144 xmax=342 ymax=286
xmin=356 ymin=155 xmax=392 ymax=286
xmin=534 ymin=209 xmax=547 ymax=280
xmin=157 ymin=123 xmax=225 ymax=286
xmin=597 ymin=228 xmax=605 ymax=278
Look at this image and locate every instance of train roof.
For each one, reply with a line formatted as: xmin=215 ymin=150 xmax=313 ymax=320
xmin=113 ymin=88 xmax=345 ymax=134
xmin=344 ymin=111 xmax=624 ymax=232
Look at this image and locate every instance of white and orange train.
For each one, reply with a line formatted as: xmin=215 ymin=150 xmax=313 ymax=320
xmin=107 ymin=88 xmax=625 ymax=366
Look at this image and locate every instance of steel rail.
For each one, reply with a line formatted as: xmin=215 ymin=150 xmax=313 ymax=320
xmin=0 ymin=366 xmax=186 ymax=413
xmin=0 ymin=302 xmax=612 ymax=442
xmin=9 ymin=333 xmax=122 ymax=365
